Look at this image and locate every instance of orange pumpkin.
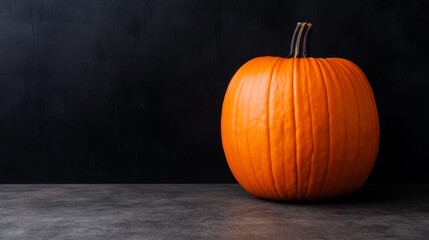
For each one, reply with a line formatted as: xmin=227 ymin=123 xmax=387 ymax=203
xmin=221 ymin=22 xmax=379 ymax=201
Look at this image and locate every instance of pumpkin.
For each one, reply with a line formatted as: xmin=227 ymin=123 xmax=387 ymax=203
xmin=221 ymin=22 xmax=379 ymax=201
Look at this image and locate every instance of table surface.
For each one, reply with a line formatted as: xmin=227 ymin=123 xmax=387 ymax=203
xmin=0 ymin=184 xmax=428 ymax=240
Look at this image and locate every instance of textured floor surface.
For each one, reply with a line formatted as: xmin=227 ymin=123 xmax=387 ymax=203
xmin=0 ymin=184 xmax=428 ymax=240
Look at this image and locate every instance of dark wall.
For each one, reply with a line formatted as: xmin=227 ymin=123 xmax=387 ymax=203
xmin=0 ymin=0 xmax=428 ymax=183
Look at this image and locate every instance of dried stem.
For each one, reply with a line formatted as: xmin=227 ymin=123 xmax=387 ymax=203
xmin=288 ymin=22 xmax=312 ymax=58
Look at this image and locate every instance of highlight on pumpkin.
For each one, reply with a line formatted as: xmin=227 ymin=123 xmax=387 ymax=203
xmin=221 ymin=22 xmax=380 ymax=201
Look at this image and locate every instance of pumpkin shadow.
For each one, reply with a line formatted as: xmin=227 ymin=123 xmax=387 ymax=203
xmin=266 ymin=184 xmax=427 ymax=206
xmin=316 ymin=184 xmax=406 ymax=205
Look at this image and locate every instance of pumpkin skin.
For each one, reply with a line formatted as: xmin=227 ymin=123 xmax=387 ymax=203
xmin=221 ymin=33 xmax=379 ymax=201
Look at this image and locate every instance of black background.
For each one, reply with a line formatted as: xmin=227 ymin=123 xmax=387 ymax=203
xmin=0 ymin=0 xmax=428 ymax=183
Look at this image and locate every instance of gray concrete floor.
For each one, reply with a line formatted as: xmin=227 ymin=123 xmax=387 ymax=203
xmin=0 ymin=184 xmax=428 ymax=239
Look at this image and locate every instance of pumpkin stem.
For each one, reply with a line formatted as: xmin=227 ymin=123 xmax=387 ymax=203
xmin=289 ymin=22 xmax=312 ymax=58
xmin=288 ymin=22 xmax=304 ymax=58
xmin=294 ymin=23 xmax=306 ymax=58
xmin=302 ymin=23 xmax=312 ymax=57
